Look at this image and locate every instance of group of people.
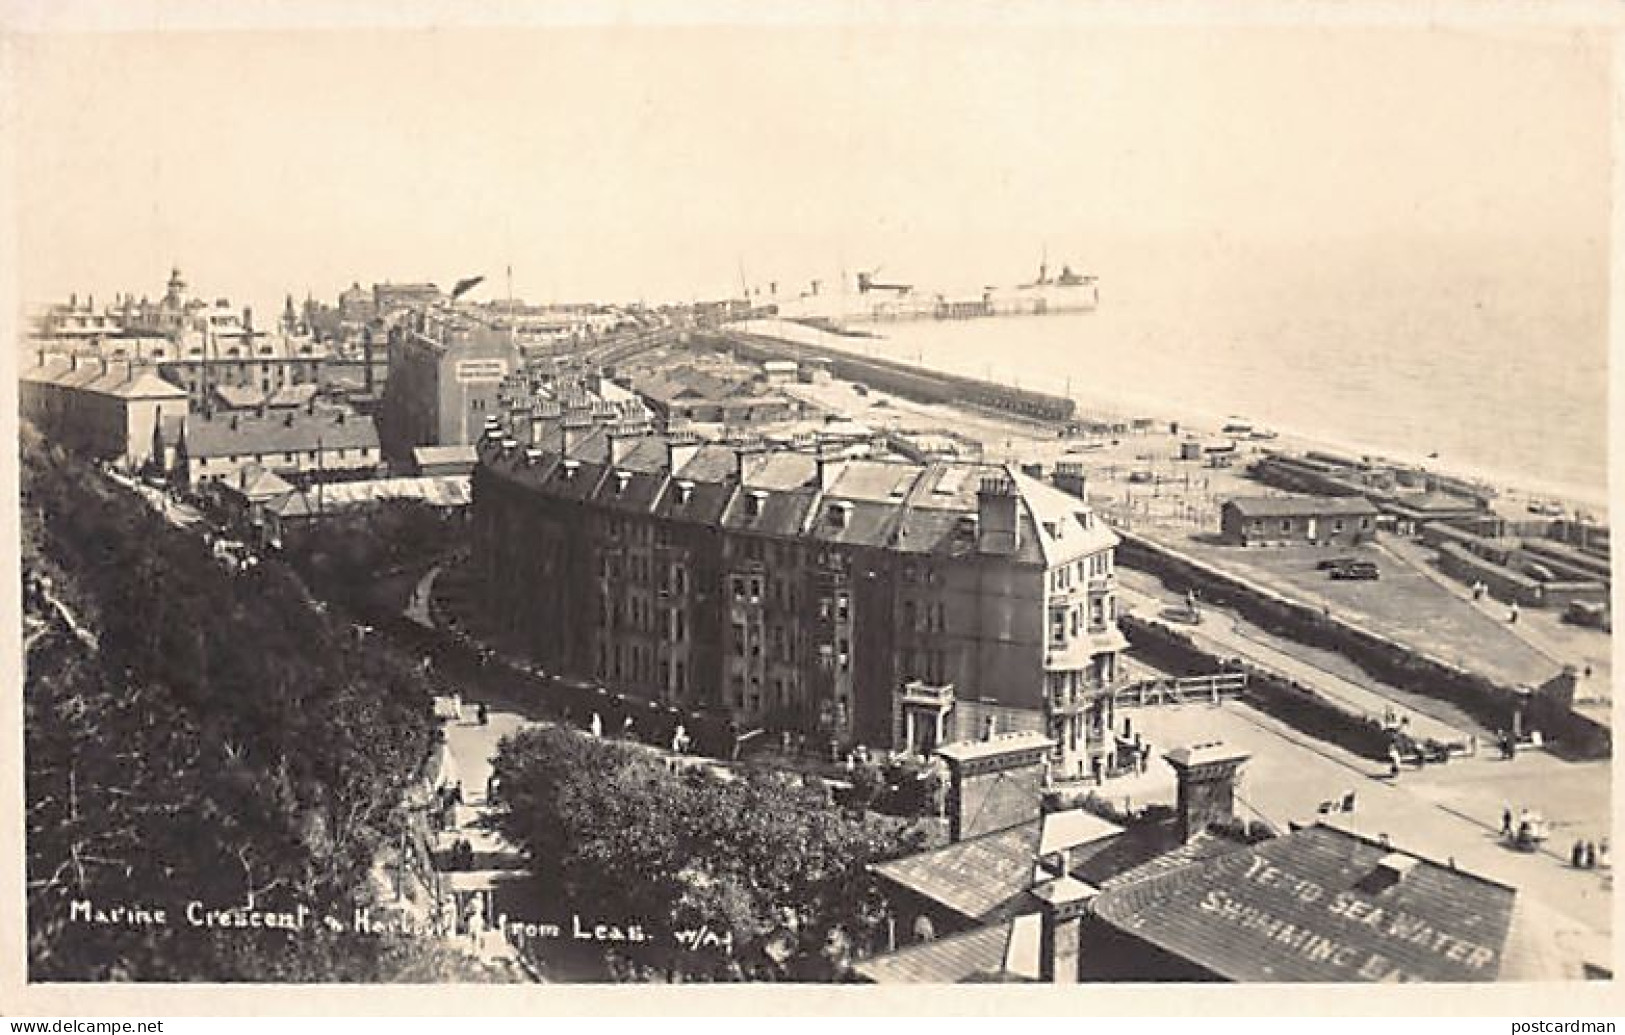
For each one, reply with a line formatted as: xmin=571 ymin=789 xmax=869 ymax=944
xmin=1493 ymin=729 xmax=1522 ymax=760
xmin=1501 ymin=806 xmax=1544 ymax=849
xmin=443 ymin=837 xmax=478 ymax=871
xmin=1570 ymin=839 xmax=1608 ymax=871
xmin=431 ymin=782 xmax=464 ymax=832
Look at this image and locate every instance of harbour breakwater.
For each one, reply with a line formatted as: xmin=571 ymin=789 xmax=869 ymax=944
xmin=716 ymin=330 xmax=1077 ymax=425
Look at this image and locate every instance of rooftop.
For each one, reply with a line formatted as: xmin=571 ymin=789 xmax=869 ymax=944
xmin=480 ymin=426 xmax=1116 ymax=570
xmin=935 ymin=732 xmax=1056 ymax=765
xmin=186 ymin=410 xmax=377 ymax=458
xmin=1225 ymin=495 xmax=1380 ymax=519
xmin=871 ymin=821 xmax=1044 ymax=923
xmin=1089 ymin=823 xmax=1517 ymax=983
xmin=851 ymin=924 xmax=1013 ymax=984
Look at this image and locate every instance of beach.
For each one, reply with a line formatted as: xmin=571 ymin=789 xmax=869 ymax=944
xmin=742 ymin=313 xmax=1609 ymax=521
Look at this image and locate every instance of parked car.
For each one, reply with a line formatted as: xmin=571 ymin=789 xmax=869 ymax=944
xmin=1563 ymin=600 xmax=1610 ymax=630
xmin=1330 ymin=561 xmax=1379 ymax=581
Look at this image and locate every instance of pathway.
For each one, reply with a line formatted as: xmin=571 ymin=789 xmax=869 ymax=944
xmin=1381 ymin=534 xmax=1612 ymax=706
xmin=1117 ymin=578 xmax=1472 ymax=747
xmin=433 ymin=701 xmax=535 ymax=970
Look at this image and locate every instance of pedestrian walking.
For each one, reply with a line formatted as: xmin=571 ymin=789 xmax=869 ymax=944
xmin=590 ymin=712 xmax=603 ymax=738
xmin=622 ymin=715 xmax=635 ymax=739
xmin=1573 ymin=840 xmax=1586 ymax=868
xmin=1584 ymin=841 xmax=1598 ymax=870
xmin=1509 ymin=602 xmax=1520 ymax=624
xmin=1502 ymin=807 xmax=1513 ymax=836
xmin=476 ymin=702 xmax=489 ymax=726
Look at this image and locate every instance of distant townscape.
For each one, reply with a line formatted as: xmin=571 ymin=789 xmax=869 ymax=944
xmin=21 ymin=266 xmax=1611 ymax=985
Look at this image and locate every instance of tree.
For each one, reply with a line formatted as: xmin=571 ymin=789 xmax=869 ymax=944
xmin=490 ymin=726 xmax=927 ymax=980
xmin=22 ymin=430 xmax=450 ymax=982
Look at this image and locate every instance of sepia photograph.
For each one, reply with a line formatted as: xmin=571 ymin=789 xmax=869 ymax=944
xmin=3 ymin=0 xmax=1618 ymax=1012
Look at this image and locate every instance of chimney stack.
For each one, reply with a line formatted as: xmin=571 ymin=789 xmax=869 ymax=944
xmin=1052 ymin=461 xmax=1089 ymax=501
xmin=976 ymin=474 xmax=1020 ymax=554
xmin=936 ymin=733 xmax=1054 ymax=843
xmin=1031 ymin=876 xmax=1097 ymax=984
xmin=561 ymin=417 xmax=593 ymax=457
xmin=815 ymin=453 xmax=841 ymax=492
xmin=1163 ymin=741 xmax=1251 ymax=844
xmin=665 ymin=434 xmax=701 ymax=475
xmin=609 ymin=430 xmax=645 ymax=467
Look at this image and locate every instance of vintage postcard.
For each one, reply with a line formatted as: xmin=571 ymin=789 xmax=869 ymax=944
xmin=2 ymin=0 xmax=1620 ymax=1018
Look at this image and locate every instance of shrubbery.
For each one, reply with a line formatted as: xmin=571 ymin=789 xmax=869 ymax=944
xmin=23 ymin=429 xmax=488 ymax=981
xmin=490 ymin=726 xmax=930 ymax=980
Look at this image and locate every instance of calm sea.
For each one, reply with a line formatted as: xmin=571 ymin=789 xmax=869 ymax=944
xmin=811 ymin=242 xmax=1609 ymax=509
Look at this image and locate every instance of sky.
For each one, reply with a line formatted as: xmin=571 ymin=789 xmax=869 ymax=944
xmin=6 ymin=12 xmax=1614 ymax=313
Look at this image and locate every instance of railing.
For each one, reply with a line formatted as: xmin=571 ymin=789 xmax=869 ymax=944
xmin=1113 ymin=671 xmax=1247 ymax=708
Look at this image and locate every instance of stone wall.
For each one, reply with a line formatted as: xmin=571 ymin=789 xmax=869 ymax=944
xmin=1115 ymin=531 xmax=1609 ymax=759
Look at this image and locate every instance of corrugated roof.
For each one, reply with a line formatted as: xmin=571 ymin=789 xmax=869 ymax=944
xmin=270 ymin=476 xmax=472 ymax=515
xmin=1090 ymin=824 xmax=1517 ymax=983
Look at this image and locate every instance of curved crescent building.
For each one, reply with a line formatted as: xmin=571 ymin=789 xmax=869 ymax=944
xmin=471 ymin=411 xmax=1127 ymax=773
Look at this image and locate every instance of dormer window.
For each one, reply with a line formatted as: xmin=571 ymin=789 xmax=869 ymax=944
xmin=524 ymin=447 xmax=543 ymax=466
xmin=746 ymin=490 xmax=767 ymax=519
xmin=614 ymin=471 xmax=632 ymax=495
xmin=562 ymin=459 xmax=580 ymax=480
xmin=675 ymin=480 xmax=694 ymax=505
xmin=828 ymin=501 xmax=852 ymax=529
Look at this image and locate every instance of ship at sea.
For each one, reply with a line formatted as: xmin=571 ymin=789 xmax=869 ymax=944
xmin=771 ymin=257 xmax=1099 ymax=329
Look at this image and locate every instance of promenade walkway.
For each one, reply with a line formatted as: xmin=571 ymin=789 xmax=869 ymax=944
xmin=433 ymin=702 xmax=535 ymax=971
xmin=1116 ymin=577 xmax=1473 ymax=748
xmin=1380 ymin=534 xmax=1612 ymax=719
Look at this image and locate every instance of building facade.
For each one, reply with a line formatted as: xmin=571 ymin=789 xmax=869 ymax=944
xmin=471 ymin=416 xmax=1125 ymax=769
xmin=182 ymin=409 xmax=381 ymax=487
xmin=377 ymin=307 xmax=522 ymax=470
xmin=1220 ymin=496 xmax=1379 ymax=547
xmin=20 ymin=355 xmax=189 ymax=470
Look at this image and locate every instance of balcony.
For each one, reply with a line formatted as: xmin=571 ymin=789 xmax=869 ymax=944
xmin=1044 ymin=627 xmax=1130 ymax=670
xmin=898 ymin=680 xmax=955 ymax=710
